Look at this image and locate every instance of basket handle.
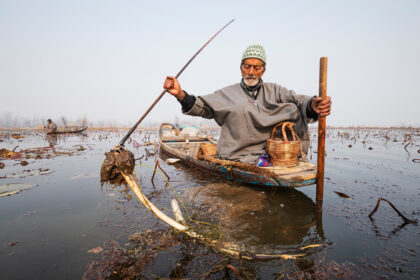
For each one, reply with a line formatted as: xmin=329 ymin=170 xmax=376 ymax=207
xmin=270 ymin=122 xmax=285 ymax=139
xmin=287 ymin=123 xmax=301 ymax=142
xmin=281 ymin=123 xmax=288 ymax=141
xmin=281 ymin=122 xmax=295 ymax=142
xmin=270 ymin=122 xmax=301 ymax=142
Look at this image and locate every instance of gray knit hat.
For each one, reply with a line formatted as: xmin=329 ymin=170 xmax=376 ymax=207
xmin=242 ymin=44 xmax=266 ymax=64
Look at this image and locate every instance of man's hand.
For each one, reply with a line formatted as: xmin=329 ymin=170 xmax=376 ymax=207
xmin=311 ymin=96 xmax=332 ymax=117
xmin=164 ymin=76 xmax=185 ymax=101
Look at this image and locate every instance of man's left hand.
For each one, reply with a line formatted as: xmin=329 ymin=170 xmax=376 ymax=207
xmin=311 ymin=96 xmax=332 ymax=117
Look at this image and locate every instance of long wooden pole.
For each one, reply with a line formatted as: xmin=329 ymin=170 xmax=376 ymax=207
xmin=118 ymin=19 xmax=235 ymax=146
xmin=316 ymin=57 xmax=328 ymax=211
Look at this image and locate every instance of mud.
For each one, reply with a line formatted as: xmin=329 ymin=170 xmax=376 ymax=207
xmin=100 ymin=146 xmax=135 ymax=185
xmin=83 ymin=230 xmax=179 ymax=279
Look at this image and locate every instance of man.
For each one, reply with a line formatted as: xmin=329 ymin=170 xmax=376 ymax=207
xmin=164 ymin=44 xmax=331 ymax=164
xmin=45 ymin=119 xmax=57 ymax=134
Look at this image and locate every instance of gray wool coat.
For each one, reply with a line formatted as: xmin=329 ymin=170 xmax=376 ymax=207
xmin=184 ymin=82 xmax=317 ymax=164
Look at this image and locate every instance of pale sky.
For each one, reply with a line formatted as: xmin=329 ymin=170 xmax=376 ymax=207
xmin=1 ymin=0 xmax=419 ymax=127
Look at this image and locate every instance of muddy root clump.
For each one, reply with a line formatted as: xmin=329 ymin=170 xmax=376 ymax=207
xmin=100 ymin=146 xmax=135 ymax=185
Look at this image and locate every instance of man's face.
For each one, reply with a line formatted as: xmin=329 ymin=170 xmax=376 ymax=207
xmin=240 ymin=58 xmax=265 ymax=87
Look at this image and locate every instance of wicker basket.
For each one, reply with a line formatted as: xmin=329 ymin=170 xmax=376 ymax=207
xmin=266 ymin=122 xmax=301 ymax=167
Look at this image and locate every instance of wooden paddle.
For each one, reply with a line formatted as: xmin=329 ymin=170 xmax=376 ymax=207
xmin=118 ymin=19 xmax=235 ymax=146
xmin=316 ymin=57 xmax=328 ymax=211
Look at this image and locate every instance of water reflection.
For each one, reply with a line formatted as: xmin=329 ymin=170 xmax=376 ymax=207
xmin=369 ymin=218 xmax=412 ymax=240
xmin=184 ymin=183 xmax=325 ymax=253
xmin=44 ymin=133 xmax=89 ymax=147
xmin=45 ymin=135 xmax=58 ymax=147
xmin=157 ymin=148 xmax=326 ymax=252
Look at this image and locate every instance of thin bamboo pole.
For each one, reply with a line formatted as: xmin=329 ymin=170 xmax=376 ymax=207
xmin=316 ymin=57 xmax=328 ymax=211
xmin=118 ymin=19 xmax=235 ymax=146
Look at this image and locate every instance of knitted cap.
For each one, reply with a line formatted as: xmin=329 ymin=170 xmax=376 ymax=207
xmin=242 ymin=44 xmax=266 ymax=64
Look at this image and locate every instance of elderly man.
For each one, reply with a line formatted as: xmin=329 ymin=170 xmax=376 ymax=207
xmin=164 ymin=44 xmax=331 ymax=164
xmin=45 ymin=119 xmax=57 ymax=134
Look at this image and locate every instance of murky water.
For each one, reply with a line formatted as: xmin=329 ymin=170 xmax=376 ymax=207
xmin=0 ymin=128 xmax=419 ymax=279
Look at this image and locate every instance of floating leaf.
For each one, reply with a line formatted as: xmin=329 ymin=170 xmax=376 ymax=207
xmin=334 ymin=191 xmax=351 ymax=198
xmin=0 ymin=148 xmax=21 ymax=159
xmin=0 ymin=183 xmax=37 ymax=197
xmin=12 ymin=134 xmax=24 ymax=139
xmin=87 ymin=246 xmax=103 ymax=254
xmin=75 ymin=145 xmax=85 ymax=151
xmin=1 ymin=168 xmax=53 ymax=179
xmin=71 ymin=173 xmax=98 ymax=180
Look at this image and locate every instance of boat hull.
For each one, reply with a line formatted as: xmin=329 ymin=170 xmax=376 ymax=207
xmin=46 ymin=126 xmax=88 ymax=135
xmin=160 ymin=140 xmax=316 ymax=188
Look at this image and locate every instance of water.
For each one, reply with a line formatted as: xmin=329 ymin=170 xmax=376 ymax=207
xmin=0 ymin=128 xmax=419 ymax=279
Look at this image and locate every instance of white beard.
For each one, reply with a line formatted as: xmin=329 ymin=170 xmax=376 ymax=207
xmin=243 ymin=77 xmax=259 ymax=87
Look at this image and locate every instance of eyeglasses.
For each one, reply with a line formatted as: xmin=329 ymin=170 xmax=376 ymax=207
xmin=241 ymin=64 xmax=265 ymax=71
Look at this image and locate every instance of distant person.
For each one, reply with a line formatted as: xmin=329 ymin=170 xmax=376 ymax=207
xmin=45 ymin=119 xmax=57 ymax=134
xmin=164 ymin=44 xmax=331 ymax=164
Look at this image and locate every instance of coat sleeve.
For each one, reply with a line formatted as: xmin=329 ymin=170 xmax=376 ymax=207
xmin=275 ymin=85 xmax=317 ymax=123
xmin=182 ymin=95 xmax=215 ymax=119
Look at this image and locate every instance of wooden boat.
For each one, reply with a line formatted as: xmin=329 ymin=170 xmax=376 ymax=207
xmin=46 ymin=126 xmax=88 ymax=135
xmin=159 ymin=123 xmax=317 ymax=187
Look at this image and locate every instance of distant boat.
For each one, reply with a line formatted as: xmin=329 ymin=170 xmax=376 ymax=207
xmin=159 ymin=123 xmax=316 ymax=187
xmin=46 ymin=126 xmax=88 ymax=135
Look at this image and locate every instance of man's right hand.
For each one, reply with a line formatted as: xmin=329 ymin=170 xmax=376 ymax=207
xmin=164 ymin=76 xmax=185 ymax=101
xmin=311 ymin=96 xmax=332 ymax=117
